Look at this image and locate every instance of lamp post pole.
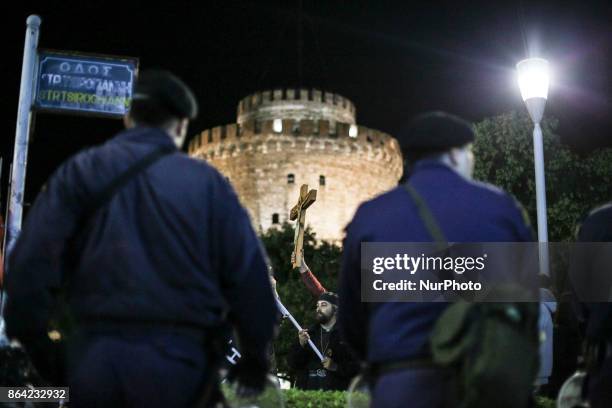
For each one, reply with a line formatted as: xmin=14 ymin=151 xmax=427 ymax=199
xmin=532 ymin=121 xmax=549 ymax=276
xmin=517 ymin=57 xmax=550 ymax=276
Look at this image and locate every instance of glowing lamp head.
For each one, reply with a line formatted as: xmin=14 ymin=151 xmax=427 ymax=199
xmin=517 ymin=58 xmax=549 ymax=124
xmin=517 ymin=58 xmax=549 ymax=101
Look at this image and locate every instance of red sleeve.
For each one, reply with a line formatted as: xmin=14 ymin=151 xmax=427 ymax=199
xmin=300 ymin=268 xmax=326 ymax=297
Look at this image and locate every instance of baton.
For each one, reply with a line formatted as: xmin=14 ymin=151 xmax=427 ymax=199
xmin=275 ymin=297 xmax=325 ymax=362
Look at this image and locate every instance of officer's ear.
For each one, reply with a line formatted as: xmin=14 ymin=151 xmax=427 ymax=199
xmin=167 ymin=118 xmax=189 ymax=148
xmin=447 ymin=148 xmax=460 ymax=166
xmin=123 ymin=115 xmax=136 ymax=129
xmin=448 ymin=145 xmax=475 ymax=179
xmin=176 ymin=118 xmax=189 ymax=137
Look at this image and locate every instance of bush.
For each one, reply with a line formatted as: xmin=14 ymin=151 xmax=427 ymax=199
xmin=283 ymin=389 xmax=346 ymax=407
xmin=279 ymin=389 xmax=555 ymax=407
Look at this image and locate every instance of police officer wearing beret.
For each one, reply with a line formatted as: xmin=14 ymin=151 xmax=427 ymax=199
xmin=572 ymin=203 xmax=612 ymax=407
xmin=338 ymin=112 xmax=534 ymax=407
xmin=5 ymin=70 xmax=278 ymax=407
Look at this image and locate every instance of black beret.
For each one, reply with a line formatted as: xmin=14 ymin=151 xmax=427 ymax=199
xmin=318 ymin=292 xmax=339 ymax=306
xmin=397 ymin=111 xmax=474 ymax=152
xmin=133 ymin=69 xmax=198 ymax=119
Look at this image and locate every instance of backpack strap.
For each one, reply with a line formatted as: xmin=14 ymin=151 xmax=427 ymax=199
xmin=403 ymin=182 xmax=448 ymax=248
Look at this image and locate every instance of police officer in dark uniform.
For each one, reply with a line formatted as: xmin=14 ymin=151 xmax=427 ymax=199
xmin=338 ymin=112 xmax=534 ymax=408
xmin=5 ymin=70 xmax=278 ymax=407
xmin=573 ymin=203 xmax=612 ymax=407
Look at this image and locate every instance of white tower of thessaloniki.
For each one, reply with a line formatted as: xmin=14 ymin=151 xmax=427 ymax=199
xmin=188 ymin=88 xmax=403 ymax=242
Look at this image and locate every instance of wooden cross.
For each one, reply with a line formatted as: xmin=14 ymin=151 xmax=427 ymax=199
xmin=290 ymin=184 xmax=317 ymax=268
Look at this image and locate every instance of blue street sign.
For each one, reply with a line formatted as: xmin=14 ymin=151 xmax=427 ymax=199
xmin=34 ymin=50 xmax=138 ymax=117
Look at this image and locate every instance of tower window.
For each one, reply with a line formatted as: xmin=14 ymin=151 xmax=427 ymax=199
xmin=273 ymin=119 xmax=283 ymax=133
xmin=287 ymin=174 xmax=295 ymax=184
xmin=319 ymin=175 xmax=326 ymax=186
xmin=272 ymin=213 xmax=279 ymax=224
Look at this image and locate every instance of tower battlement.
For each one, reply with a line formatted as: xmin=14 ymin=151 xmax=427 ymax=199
xmin=236 ymin=89 xmax=356 ymax=125
xmin=189 ymin=119 xmax=398 ymax=156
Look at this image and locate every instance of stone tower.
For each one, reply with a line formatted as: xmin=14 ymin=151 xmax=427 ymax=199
xmin=188 ymin=89 xmax=403 ymax=242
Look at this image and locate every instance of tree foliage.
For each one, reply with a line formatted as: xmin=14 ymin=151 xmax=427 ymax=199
xmin=474 ymin=111 xmax=612 ymax=241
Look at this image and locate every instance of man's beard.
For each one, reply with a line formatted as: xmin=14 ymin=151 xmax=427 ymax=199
xmin=317 ymin=311 xmax=333 ymax=324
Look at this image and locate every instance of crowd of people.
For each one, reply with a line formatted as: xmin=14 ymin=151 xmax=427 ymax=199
xmin=1 ymin=70 xmax=610 ymax=407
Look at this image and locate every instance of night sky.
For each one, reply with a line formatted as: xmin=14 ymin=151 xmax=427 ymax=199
xmin=1 ymin=0 xmax=611 ymax=208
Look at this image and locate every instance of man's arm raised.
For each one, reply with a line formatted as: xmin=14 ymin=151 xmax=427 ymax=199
xmin=292 ymin=250 xmax=326 ymax=297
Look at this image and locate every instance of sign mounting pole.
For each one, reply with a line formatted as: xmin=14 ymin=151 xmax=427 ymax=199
xmin=4 ymin=15 xmax=41 ymax=262
xmin=1 ymin=15 xmax=41 ymax=334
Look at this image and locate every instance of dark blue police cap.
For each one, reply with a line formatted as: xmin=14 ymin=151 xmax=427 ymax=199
xmin=133 ymin=69 xmax=198 ymax=119
xmin=397 ymin=111 xmax=475 ymax=152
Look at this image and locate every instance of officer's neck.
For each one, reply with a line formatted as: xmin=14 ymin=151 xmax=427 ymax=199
xmin=438 ymin=155 xmax=473 ymax=180
xmin=320 ymin=315 xmax=337 ymax=331
xmin=123 ymin=116 xmax=187 ymax=149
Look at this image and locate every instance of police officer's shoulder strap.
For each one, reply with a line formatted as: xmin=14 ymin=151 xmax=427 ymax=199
xmin=403 ymin=183 xmax=448 ymax=245
xmin=82 ymin=146 xmax=174 ymax=218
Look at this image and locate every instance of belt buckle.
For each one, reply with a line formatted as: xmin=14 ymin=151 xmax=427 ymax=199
xmin=309 ymin=368 xmax=327 ymax=378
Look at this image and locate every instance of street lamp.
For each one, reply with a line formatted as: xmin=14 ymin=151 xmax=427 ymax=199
xmin=517 ymin=57 xmax=550 ymax=275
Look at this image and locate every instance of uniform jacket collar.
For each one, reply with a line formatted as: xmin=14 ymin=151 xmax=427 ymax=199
xmin=410 ymin=159 xmax=459 ymax=178
xmin=114 ymin=126 xmax=178 ymax=150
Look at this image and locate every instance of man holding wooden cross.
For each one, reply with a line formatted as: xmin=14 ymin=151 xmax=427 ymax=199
xmin=286 ymin=184 xmax=358 ymax=391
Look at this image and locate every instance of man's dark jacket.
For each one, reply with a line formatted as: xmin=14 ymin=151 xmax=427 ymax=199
xmin=339 ymin=160 xmax=534 ymax=364
xmin=288 ymin=323 xmax=359 ymax=391
xmin=5 ymin=127 xmax=277 ymax=375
